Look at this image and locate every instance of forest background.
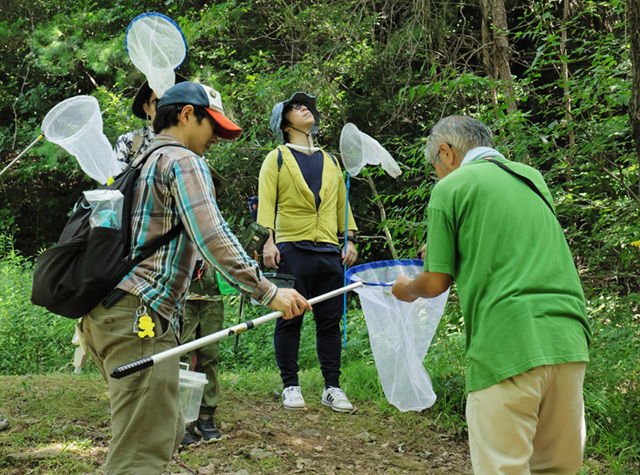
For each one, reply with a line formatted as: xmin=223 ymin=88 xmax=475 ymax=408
xmin=0 ymin=0 xmax=638 ymax=473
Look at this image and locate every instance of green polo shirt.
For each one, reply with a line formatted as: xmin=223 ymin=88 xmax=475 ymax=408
xmin=425 ymin=157 xmax=591 ymax=392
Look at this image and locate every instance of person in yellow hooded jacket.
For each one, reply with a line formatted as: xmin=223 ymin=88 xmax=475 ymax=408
xmin=257 ymin=92 xmax=358 ymax=412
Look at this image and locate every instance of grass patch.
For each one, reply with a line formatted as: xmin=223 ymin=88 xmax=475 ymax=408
xmin=0 ymin=235 xmax=638 ymax=472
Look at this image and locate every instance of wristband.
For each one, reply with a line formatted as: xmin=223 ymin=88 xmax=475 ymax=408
xmin=346 ymin=235 xmax=357 ymax=244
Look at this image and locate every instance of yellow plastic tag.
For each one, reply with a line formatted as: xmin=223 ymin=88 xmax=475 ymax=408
xmin=137 ymin=315 xmax=155 ymax=338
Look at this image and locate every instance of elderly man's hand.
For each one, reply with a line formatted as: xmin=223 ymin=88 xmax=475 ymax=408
xmin=268 ymin=288 xmax=311 ymax=319
xmin=392 ymin=275 xmax=418 ymax=302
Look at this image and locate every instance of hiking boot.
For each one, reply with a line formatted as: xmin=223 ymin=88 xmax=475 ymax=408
xmin=282 ymin=385 xmax=306 ymax=410
xmin=195 ymin=416 xmax=221 ymax=442
xmin=180 ymin=430 xmax=196 ymax=448
xmin=322 ymin=386 xmax=354 ymax=412
xmin=0 ymin=417 xmax=8 ymax=431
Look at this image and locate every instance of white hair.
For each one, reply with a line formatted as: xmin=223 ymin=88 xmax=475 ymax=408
xmin=424 ymin=116 xmax=494 ymax=164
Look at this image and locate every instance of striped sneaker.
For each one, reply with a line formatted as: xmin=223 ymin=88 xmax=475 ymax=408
xmin=322 ymin=386 xmax=354 ymax=412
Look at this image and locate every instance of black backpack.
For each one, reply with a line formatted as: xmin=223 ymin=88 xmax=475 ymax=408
xmin=31 ymin=144 xmax=184 ymax=319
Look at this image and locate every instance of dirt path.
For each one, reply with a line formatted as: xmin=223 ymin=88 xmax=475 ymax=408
xmin=0 ymin=374 xmax=472 ymax=474
xmin=169 ymin=391 xmax=473 ymax=474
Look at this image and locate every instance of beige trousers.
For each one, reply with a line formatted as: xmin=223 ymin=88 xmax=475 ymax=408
xmin=80 ymin=293 xmax=185 ymax=475
xmin=466 ymin=362 xmax=587 ymax=475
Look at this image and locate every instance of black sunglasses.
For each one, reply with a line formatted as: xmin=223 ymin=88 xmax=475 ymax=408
xmin=286 ymin=102 xmax=307 ymax=111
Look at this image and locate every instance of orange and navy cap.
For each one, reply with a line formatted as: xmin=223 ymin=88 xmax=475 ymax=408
xmin=157 ymin=81 xmax=242 ymax=140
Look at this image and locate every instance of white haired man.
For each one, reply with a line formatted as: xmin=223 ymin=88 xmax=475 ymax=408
xmin=392 ymin=115 xmax=591 ymax=474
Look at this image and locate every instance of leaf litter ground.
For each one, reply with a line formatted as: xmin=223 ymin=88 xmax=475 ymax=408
xmin=0 ymin=373 xmax=473 ymax=474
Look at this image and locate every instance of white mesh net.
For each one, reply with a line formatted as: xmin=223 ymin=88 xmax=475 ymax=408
xmin=339 ymin=123 xmax=402 ymax=178
xmin=41 ymin=95 xmax=120 ymax=184
xmin=346 ymin=260 xmax=449 ymax=412
xmin=125 ymin=13 xmax=187 ymax=98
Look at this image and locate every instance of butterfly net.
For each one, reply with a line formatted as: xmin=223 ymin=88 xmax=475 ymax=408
xmin=41 ymin=95 xmax=120 ymax=184
xmin=125 ymin=13 xmax=187 ymax=98
xmin=345 ymin=260 xmax=449 ymax=412
xmin=339 ymin=123 xmax=402 ymax=178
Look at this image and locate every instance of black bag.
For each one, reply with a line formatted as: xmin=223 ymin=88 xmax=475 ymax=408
xmin=31 ymin=144 xmax=183 ymax=319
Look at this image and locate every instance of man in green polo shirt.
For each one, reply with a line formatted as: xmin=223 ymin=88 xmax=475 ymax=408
xmin=392 ymin=115 xmax=591 ymax=474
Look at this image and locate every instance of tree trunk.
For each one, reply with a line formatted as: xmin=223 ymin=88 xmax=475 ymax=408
xmin=480 ymin=0 xmax=498 ymax=110
xmin=491 ymin=0 xmax=517 ymax=114
xmin=480 ymin=0 xmax=517 ymax=116
xmin=627 ymin=0 xmax=640 ymax=195
xmin=365 ymin=174 xmax=398 ymax=260
xmin=561 ymin=0 xmax=575 ymax=186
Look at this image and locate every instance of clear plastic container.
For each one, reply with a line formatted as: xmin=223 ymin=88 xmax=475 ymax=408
xmin=179 ymin=363 xmax=208 ymax=423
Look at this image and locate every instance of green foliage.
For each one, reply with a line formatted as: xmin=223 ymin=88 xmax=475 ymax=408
xmin=0 ymin=1 xmax=638 ymax=469
xmin=583 ymin=290 xmax=640 ymax=472
xmin=0 ymin=235 xmax=77 ymax=374
xmin=0 ymin=0 xmax=637 ymax=272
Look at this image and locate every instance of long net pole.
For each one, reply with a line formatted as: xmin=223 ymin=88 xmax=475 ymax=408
xmin=111 ymin=281 xmax=364 ymax=379
xmin=0 ymin=135 xmax=43 ymax=179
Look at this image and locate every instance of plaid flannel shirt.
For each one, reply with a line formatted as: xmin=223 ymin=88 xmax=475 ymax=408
xmin=118 ymin=134 xmax=276 ymax=332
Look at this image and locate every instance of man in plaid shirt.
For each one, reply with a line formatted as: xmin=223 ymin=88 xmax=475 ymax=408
xmin=79 ymin=81 xmax=310 ymax=475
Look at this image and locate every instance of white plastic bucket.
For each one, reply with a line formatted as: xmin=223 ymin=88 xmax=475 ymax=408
xmin=41 ymin=95 xmax=120 ymax=184
xmin=179 ymin=363 xmax=208 ymax=423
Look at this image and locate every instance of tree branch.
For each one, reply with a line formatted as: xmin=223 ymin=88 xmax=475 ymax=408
xmin=365 ymin=173 xmax=398 ymax=259
xmin=598 ymin=162 xmax=640 ymax=207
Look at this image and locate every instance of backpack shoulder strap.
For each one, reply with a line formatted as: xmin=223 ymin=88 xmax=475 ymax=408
xmin=274 ymin=146 xmax=284 ymax=218
xmin=130 ymin=128 xmax=145 ymax=160
xmin=484 ymin=158 xmax=555 ymax=215
xmin=131 ymin=143 xmax=181 ymax=169
xmin=277 ymin=146 xmax=284 ymax=172
xmin=326 ymin=151 xmax=338 ymax=167
xmin=101 ymin=220 xmax=184 ymax=309
xmin=127 ymin=142 xmax=188 ymax=261
xmin=130 ymin=222 xmax=184 ymax=266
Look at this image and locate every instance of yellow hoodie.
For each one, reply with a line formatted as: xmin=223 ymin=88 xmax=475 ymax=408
xmin=257 ymin=145 xmax=357 ymax=245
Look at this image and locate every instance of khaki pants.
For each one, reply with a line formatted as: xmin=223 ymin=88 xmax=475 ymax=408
xmin=80 ymin=293 xmax=185 ymax=475
xmin=181 ymin=298 xmax=224 ymax=416
xmin=466 ymin=362 xmax=587 ymax=475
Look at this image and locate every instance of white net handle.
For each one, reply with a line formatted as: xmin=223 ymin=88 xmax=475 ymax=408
xmin=125 ymin=13 xmax=188 ymax=98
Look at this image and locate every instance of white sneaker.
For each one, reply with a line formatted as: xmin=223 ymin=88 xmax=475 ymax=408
xmin=282 ymin=386 xmax=306 ymax=410
xmin=322 ymin=386 xmax=354 ymax=412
